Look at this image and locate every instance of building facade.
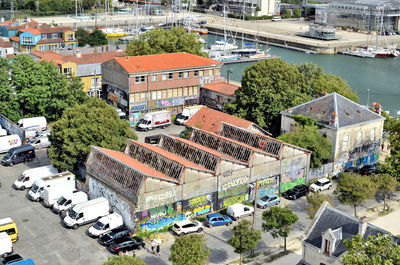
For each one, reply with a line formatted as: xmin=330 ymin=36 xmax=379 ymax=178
xmin=281 ymin=92 xmax=385 ymax=174
xmin=201 ymin=81 xmax=239 ymax=111
xmin=10 ymin=26 xmax=78 ymax=53
xmin=30 ymin=49 xmax=125 ymax=95
xmin=101 ymin=52 xmax=223 ymax=126
xmin=223 ymin=0 xmax=280 ymax=16
xmin=0 ymin=39 xmax=13 ymax=58
xmin=85 ymin=112 xmax=310 ymax=232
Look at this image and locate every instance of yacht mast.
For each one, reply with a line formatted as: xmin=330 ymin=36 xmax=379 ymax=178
xmin=223 ymin=4 xmax=226 ymax=56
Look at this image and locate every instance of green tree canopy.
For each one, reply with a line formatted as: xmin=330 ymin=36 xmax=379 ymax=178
xmin=380 ymin=112 xmax=400 ymax=181
xmin=76 ymin=28 xmax=108 ymax=47
xmin=306 ymin=192 xmax=333 ymax=219
xmin=262 ymin=206 xmax=298 ymax=252
xmin=126 ymin=27 xmax=207 ymax=57
xmin=226 ymin=59 xmax=358 ymax=135
xmin=169 ymin=234 xmax=210 ymax=265
xmin=375 ymin=173 xmax=397 ymax=212
xmin=337 ymin=172 xmax=376 ymax=217
xmin=228 ymin=219 xmax=262 ymax=265
xmin=0 ymin=57 xmax=20 ymax=121
xmin=277 ymin=120 xmax=332 ymax=169
xmin=342 ymin=233 xmax=400 ymax=265
xmin=102 ymin=255 xmax=147 ymax=265
xmin=76 ymin=28 xmax=91 ymax=47
xmin=48 ymin=98 xmax=137 ymax=171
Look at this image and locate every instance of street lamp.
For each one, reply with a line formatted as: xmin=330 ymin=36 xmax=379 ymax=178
xmin=367 ymin=88 xmax=370 ymax=107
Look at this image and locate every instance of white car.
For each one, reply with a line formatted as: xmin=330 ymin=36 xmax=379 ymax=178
xmin=272 ymin=16 xmax=282 ymax=21
xmin=172 ymin=220 xmax=203 ymax=236
xmin=310 ymin=178 xmax=332 ymax=192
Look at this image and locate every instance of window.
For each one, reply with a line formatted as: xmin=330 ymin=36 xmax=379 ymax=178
xmin=168 ymin=73 xmax=173 ymax=79
xmin=357 ymin=131 xmax=363 ymax=145
xmin=152 ymin=91 xmax=157 ymax=100
xmin=194 ymin=70 xmax=199 ymax=77
xmin=199 ymin=70 xmax=204 ymax=76
xmin=215 ymin=68 xmax=220 ymax=75
xmin=63 ymin=67 xmax=72 ymax=77
xmin=162 ymin=89 xmax=167 ymax=99
xmin=42 ymin=34 xmax=47 ymax=40
xmin=343 ymin=134 xmax=349 ymax=148
xmin=135 ymin=93 xmax=141 ymax=103
xmin=217 ymin=95 xmax=223 ymax=102
xmin=370 ymin=129 xmax=375 ymax=141
xmin=209 ymin=69 xmax=213 ymax=75
xmin=26 ymin=46 xmax=32 ymax=52
xmin=22 ymin=37 xmax=33 ymax=44
xmin=157 ymin=90 xmax=162 ymax=100
xmin=188 ymin=87 xmax=193 ymax=96
xmin=140 ymin=92 xmax=146 ymax=101
xmin=324 ymin=239 xmax=330 ymax=254
xmin=183 ymin=72 xmax=189 ymax=78
xmin=5 ymin=228 xmax=15 ymax=235
xmin=168 ymin=89 xmax=173 ymax=98
xmin=38 ymin=45 xmax=45 ymax=51
xmin=173 ymin=88 xmax=178 ymax=98
xmin=151 ymin=75 xmax=157 ymax=82
xmin=178 ymin=72 xmax=183 ymax=78
xmin=183 ymin=87 xmax=188 ymax=96
xmin=52 ymin=33 xmax=58 ymax=39
xmin=177 ymin=87 xmax=182 ymax=97
xmin=67 ymin=34 xmax=74 ymax=41
xmin=162 ymin=74 xmax=167 ymax=80
xmin=193 ymin=86 xmax=198 ymax=95
xmin=91 ymin=77 xmax=101 ymax=88
xmin=135 ymin=76 xmax=146 ymax=83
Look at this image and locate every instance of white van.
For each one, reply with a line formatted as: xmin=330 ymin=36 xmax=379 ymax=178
xmin=0 ymin=129 xmax=6 ymax=137
xmin=28 ymin=171 xmax=75 ymax=201
xmin=0 ymin=135 xmax=21 ymax=154
xmin=87 ymin=213 xmax=123 ymax=238
xmin=23 ymin=125 xmax=42 ymax=141
xmin=41 ymin=184 xmax=77 ymax=208
xmin=226 ymin=204 xmax=254 ymax=221
xmin=0 ymin=232 xmax=12 ymax=257
xmin=18 ymin=117 xmax=47 ymax=131
xmin=30 ymin=136 xmax=51 ymax=149
xmin=52 ymin=191 xmax=88 ymax=215
xmin=14 ymin=165 xmax=58 ymax=190
xmin=63 ymin=197 xmax=110 ymax=230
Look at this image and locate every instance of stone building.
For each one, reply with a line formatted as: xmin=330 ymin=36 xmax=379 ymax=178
xmin=101 ymin=52 xmax=223 ymax=126
xmin=280 ymin=92 xmax=384 ymax=173
xmin=86 ymin=113 xmax=310 ymax=232
xmin=300 ymin=202 xmax=399 ymax=265
xmin=200 ymin=81 xmax=240 ymax=111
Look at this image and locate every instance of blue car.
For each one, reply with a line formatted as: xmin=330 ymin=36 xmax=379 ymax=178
xmin=256 ymin=193 xmax=280 ymax=209
xmin=204 ymin=213 xmax=233 ymax=228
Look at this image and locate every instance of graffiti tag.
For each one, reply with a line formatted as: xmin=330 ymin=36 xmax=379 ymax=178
xmin=221 ymin=176 xmax=249 ymax=191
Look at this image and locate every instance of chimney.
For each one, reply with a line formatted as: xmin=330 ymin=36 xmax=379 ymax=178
xmin=358 ymin=217 xmax=368 ymax=235
xmin=74 ymin=49 xmax=81 ymax=58
xmin=287 ymin=108 xmax=292 ymax=114
xmin=321 ymin=90 xmax=328 ymax=96
xmin=330 ymin=112 xmax=338 ymax=127
xmin=371 ymin=102 xmax=382 ymax=115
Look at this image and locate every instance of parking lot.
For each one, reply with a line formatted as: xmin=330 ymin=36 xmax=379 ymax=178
xmin=133 ymin=122 xmax=185 ymax=143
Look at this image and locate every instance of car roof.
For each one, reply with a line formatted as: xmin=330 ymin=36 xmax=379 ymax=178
xmin=174 ymin=219 xmax=195 ymax=226
xmin=206 ymin=213 xmax=222 ymax=218
xmin=9 ymin=144 xmax=34 ymax=153
xmin=317 ymin=178 xmax=330 ymax=182
xmin=111 ymin=226 xmax=128 ymax=233
xmin=263 ymin=193 xmax=278 ymax=197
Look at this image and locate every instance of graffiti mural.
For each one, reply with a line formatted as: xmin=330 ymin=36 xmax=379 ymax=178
xmin=280 ymin=177 xmax=305 ymax=193
xmin=139 ymin=213 xmax=186 ymax=232
xmin=220 ymin=176 xmax=249 ymax=191
xmin=222 ymin=194 xmax=248 ymax=208
xmin=281 ymin=157 xmax=306 ymax=193
xmin=88 ymin=178 xmax=134 ymax=230
xmin=250 ymin=175 xmax=279 ymax=200
xmin=337 ymin=140 xmax=381 ymax=172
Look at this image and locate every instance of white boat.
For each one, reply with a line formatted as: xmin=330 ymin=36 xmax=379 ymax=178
xmin=210 ymin=40 xmax=238 ymax=51
xmin=343 ymin=48 xmax=375 ymax=58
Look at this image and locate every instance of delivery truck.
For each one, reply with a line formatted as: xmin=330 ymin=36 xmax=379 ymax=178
xmin=17 ymin=117 xmax=47 ymax=131
xmin=87 ymin=213 xmax=123 ymax=238
xmin=28 ymin=171 xmax=75 ymax=202
xmin=14 ymin=165 xmax=58 ymax=190
xmin=41 ymin=184 xmax=77 ymax=208
xmin=0 ymin=135 xmax=21 ymax=154
xmin=63 ymin=197 xmax=110 ymax=230
xmin=136 ymin=110 xmax=171 ymax=131
xmin=175 ymin=105 xmax=203 ymax=125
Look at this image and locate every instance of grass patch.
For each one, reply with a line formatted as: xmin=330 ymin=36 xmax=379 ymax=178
xmin=263 ymin=250 xmax=293 ymax=263
xmin=246 ymin=252 xmax=260 ymax=259
xmin=378 ymin=208 xmax=393 ymax=216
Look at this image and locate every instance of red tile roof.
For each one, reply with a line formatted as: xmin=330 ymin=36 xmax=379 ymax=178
xmin=31 ymin=50 xmax=65 ymax=65
xmin=185 ymin=106 xmax=254 ymax=134
xmin=19 ymin=27 xmax=41 ymax=35
xmin=31 ymin=50 xmax=126 ymax=65
xmin=9 ymin=36 xmax=19 ymax=42
xmin=6 ymin=54 xmax=15 ymax=60
xmin=0 ymin=21 xmax=15 ymax=26
xmin=6 ymin=22 xmax=37 ymax=31
xmin=114 ymin=52 xmax=221 ymax=73
xmin=96 ymin=147 xmax=178 ymax=183
xmin=38 ymin=26 xmax=73 ymax=34
xmin=37 ymin=38 xmax=65 ymax=44
xmin=128 ymin=140 xmax=211 ymax=172
xmin=202 ymin=82 xmax=240 ymax=97
xmin=0 ymin=41 xmax=11 ymax=48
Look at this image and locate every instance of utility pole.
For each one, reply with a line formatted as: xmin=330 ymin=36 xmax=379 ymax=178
xmin=252 ymin=178 xmax=259 ymax=228
xmin=227 ymin=68 xmax=232 ymax=83
xmin=10 ymin=0 xmax=14 ymax=19
xmin=36 ymin=0 xmax=39 ymax=14
xmin=75 ymin=0 xmax=78 ymax=18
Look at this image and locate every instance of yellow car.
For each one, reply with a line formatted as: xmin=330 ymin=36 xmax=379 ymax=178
xmin=0 ymin=218 xmax=18 ymax=242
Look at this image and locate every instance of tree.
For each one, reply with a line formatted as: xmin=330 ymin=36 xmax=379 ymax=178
xmin=89 ymin=28 xmax=108 ymax=46
xmin=277 ymin=123 xmax=332 ymax=168
xmin=225 ymin=58 xmax=311 ymax=135
xmin=126 ymin=27 xmax=207 ymax=57
xmin=293 ymin=8 xmax=301 ymax=18
xmin=306 ymin=192 xmax=333 ymax=219
xmin=380 ymin=112 xmax=400 ymax=182
xmin=375 ymin=173 xmax=397 ymax=212
xmin=48 ymin=98 xmax=137 ymax=171
xmin=337 ymin=173 xmax=376 ymax=217
xmin=76 ymin=28 xmax=91 ymax=46
xmin=229 ymin=220 xmax=261 ymax=265
xmin=262 ymin=206 xmax=298 ymax=252
xmin=169 ymin=234 xmax=210 ymax=265
xmin=0 ymin=57 xmax=20 ymax=122
xmin=102 ymin=255 xmax=147 ymax=265
xmin=342 ymin=233 xmax=400 ymax=265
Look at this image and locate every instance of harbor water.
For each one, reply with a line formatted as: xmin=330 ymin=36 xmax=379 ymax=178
xmin=204 ymin=34 xmax=400 ymax=115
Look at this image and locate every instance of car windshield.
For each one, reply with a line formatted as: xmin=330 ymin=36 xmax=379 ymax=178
xmin=31 ymin=184 xmax=39 ymax=192
xmin=93 ymin=221 xmax=105 ymax=230
xmin=173 ymin=223 xmax=180 ymax=229
xmin=113 ymin=237 xmax=128 ymax=244
xmin=57 ymin=196 xmax=67 ymax=205
xmin=103 ymin=230 xmax=115 ymax=239
xmin=68 ymin=209 xmax=78 ymax=219
xmin=316 ymin=181 xmax=325 ymax=186
xmin=205 ymin=215 xmax=211 ymax=220
xmin=17 ymin=174 xmax=25 ymax=181
xmin=180 ymin=115 xmax=189 ymax=120
xmin=261 ymin=196 xmax=270 ymax=202
xmin=3 ymin=152 xmax=11 ymax=159
xmin=293 ymin=186 xmax=302 ymax=191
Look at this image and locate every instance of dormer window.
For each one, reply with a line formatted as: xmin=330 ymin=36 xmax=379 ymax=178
xmin=324 ymin=239 xmax=330 ymax=254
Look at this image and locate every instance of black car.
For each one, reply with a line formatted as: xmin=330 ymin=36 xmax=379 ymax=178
xmin=283 ymin=184 xmax=309 ymax=200
xmin=107 ymin=236 xmax=145 ymax=254
xmin=98 ymin=227 xmax=131 ymax=246
xmin=335 ymin=166 xmax=359 ymax=179
xmin=360 ymin=164 xmax=379 ymax=175
xmin=144 ymin=135 xmax=161 ymax=145
xmin=0 ymin=254 xmax=23 ymax=264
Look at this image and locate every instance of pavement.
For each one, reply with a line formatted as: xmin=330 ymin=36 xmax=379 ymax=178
xmin=133 ymin=122 xmax=184 ymax=143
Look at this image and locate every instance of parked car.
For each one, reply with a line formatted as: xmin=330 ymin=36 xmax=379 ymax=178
xmin=87 ymin=213 xmax=123 ymax=238
xmin=144 ymin=135 xmax=161 ymax=145
xmin=283 ymin=184 xmax=309 ymax=200
xmin=1 ymin=144 xmax=35 ymax=166
xmin=172 ymin=220 xmax=203 ymax=236
xmin=0 ymin=232 xmax=12 ymax=257
xmin=0 ymin=218 xmax=18 ymax=243
xmin=97 ymin=227 xmax=131 ymax=246
xmin=335 ymin=166 xmax=359 ymax=179
xmin=310 ymin=178 xmax=333 ymax=192
xmin=226 ymin=204 xmax=254 ymax=221
xmin=204 ymin=213 xmax=232 ymax=228
xmin=272 ymin=16 xmax=282 ymax=21
xmin=360 ymin=164 xmax=379 ymax=175
xmin=107 ymin=236 xmax=145 ymax=254
xmin=256 ymin=193 xmax=280 ymax=209
xmin=0 ymin=254 xmax=23 ymax=264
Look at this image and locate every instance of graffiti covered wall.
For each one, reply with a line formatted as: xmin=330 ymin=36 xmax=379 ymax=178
xmin=88 ymin=178 xmax=134 ymax=231
xmin=249 ymin=175 xmax=280 ymax=200
xmin=280 ymin=156 xmax=307 ymax=193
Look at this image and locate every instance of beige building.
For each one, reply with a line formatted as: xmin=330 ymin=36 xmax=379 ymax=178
xmin=281 ymin=92 xmax=384 ymax=174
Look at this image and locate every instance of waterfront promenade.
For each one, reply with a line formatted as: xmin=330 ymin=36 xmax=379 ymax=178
xmin=33 ymin=12 xmax=400 ymax=54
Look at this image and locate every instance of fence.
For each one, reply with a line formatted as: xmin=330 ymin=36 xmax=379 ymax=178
xmin=0 ymin=114 xmax=24 ymax=143
xmin=309 ymin=162 xmax=334 ymax=181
